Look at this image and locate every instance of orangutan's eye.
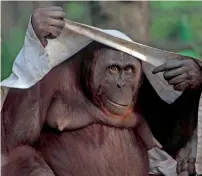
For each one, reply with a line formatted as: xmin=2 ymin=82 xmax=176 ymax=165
xmin=125 ymin=66 xmax=133 ymax=73
xmin=108 ymin=65 xmax=119 ymax=74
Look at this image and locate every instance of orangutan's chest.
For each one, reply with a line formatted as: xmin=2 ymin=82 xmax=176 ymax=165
xmin=38 ymin=124 xmax=149 ymax=176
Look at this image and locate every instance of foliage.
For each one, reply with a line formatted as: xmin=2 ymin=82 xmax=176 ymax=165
xmin=150 ymin=1 xmax=202 ymax=41
xmin=1 ymin=26 xmax=25 ymax=80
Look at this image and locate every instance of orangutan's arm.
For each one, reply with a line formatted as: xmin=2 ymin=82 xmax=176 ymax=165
xmin=135 ymin=116 xmax=162 ymax=150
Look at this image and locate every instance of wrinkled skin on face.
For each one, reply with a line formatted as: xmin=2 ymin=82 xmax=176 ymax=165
xmin=82 ymin=42 xmax=143 ymax=119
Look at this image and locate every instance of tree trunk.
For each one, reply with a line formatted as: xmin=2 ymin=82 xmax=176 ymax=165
xmin=94 ymin=1 xmax=150 ymax=44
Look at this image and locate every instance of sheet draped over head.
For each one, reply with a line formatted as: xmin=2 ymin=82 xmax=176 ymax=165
xmin=47 ymin=19 xmax=185 ymax=104
xmin=1 ymin=19 xmax=202 ymax=175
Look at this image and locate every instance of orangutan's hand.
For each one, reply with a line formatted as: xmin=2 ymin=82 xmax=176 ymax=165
xmin=176 ymin=158 xmax=196 ymax=176
xmin=31 ymin=6 xmax=65 ymax=46
xmin=152 ymin=58 xmax=202 ymax=91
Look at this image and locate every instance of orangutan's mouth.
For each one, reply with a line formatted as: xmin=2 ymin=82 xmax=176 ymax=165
xmin=106 ymin=97 xmax=128 ymax=107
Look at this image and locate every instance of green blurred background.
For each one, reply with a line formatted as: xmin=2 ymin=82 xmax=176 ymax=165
xmin=1 ymin=1 xmax=202 ymax=81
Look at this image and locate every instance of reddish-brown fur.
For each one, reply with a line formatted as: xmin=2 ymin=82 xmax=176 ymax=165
xmin=2 ymin=146 xmax=55 ymax=176
xmin=1 ymin=44 xmax=153 ymax=176
xmin=36 ymin=124 xmax=149 ymax=176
